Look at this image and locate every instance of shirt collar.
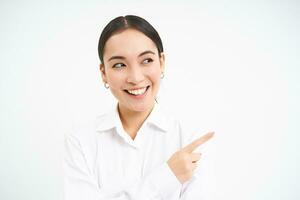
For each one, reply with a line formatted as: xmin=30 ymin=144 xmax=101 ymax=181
xmin=95 ymin=104 xmax=119 ymax=132
xmin=96 ymin=102 xmax=168 ymax=133
xmin=145 ymin=103 xmax=168 ymax=132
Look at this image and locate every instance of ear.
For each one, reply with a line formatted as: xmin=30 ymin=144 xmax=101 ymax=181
xmin=99 ymin=63 xmax=107 ymax=83
xmin=159 ymin=52 xmax=165 ymax=73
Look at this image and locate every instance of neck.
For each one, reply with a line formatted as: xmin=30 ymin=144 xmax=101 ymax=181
xmin=118 ymin=103 xmax=154 ymax=140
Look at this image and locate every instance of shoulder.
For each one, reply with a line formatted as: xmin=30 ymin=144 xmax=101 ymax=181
xmin=64 ymin=112 xmax=112 ymax=171
xmin=66 ymin=106 xmax=114 ymax=142
xmin=64 ymin=110 xmax=112 ymax=155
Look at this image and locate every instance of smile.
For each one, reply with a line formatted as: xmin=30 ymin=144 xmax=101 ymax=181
xmin=124 ymin=86 xmax=150 ymax=96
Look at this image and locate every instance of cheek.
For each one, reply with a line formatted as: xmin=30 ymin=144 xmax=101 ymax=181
xmin=106 ymin=71 xmax=124 ymax=88
xmin=148 ymin=67 xmax=161 ymax=84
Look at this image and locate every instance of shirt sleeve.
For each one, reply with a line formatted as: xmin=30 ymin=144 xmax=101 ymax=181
xmin=64 ymin=133 xmax=181 ymax=200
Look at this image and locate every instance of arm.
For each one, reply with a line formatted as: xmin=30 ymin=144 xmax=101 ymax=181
xmin=64 ymin=133 xmax=181 ymax=200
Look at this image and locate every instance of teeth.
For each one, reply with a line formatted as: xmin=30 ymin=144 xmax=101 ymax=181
xmin=127 ymin=87 xmax=147 ymax=95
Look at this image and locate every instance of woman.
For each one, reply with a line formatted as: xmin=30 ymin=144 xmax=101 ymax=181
xmin=64 ymin=15 xmax=214 ymax=200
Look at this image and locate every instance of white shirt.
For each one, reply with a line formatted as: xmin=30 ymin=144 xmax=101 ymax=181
xmin=64 ymin=103 xmax=214 ymax=200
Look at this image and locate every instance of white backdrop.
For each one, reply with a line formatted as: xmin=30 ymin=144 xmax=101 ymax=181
xmin=0 ymin=0 xmax=299 ymax=200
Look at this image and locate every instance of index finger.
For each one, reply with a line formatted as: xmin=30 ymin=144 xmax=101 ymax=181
xmin=182 ymin=132 xmax=214 ymax=153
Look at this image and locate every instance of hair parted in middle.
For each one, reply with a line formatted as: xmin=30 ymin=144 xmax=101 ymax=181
xmin=98 ymin=15 xmax=164 ymax=65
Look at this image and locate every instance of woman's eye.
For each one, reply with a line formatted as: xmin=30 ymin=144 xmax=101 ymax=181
xmin=142 ymin=58 xmax=153 ymax=64
xmin=113 ymin=63 xmax=125 ymax=68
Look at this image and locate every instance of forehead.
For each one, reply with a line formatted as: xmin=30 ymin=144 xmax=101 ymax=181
xmin=103 ymin=28 xmax=157 ymax=59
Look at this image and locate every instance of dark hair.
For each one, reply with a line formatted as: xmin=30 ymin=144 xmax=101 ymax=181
xmin=98 ymin=15 xmax=164 ymax=64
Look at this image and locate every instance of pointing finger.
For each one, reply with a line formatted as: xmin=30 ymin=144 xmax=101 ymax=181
xmin=182 ymin=132 xmax=214 ymax=153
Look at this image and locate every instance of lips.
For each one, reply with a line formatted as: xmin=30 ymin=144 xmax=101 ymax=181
xmin=124 ymin=86 xmax=150 ymax=96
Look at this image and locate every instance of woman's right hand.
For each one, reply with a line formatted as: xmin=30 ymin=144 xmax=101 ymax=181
xmin=167 ymin=132 xmax=214 ymax=184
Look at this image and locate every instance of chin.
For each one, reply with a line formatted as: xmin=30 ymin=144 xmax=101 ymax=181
xmin=130 ymin=105 xmax=150 ymax=113
xmin=128 ymin=101 xmax=154 ymax=113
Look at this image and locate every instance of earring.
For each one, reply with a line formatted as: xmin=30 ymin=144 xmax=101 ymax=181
xmin=161 ymin=72 xmax=165 ymax=79
xmin=104 ymin=82 xmax=109 ymax=89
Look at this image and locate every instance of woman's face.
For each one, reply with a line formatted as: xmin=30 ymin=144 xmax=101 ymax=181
xmin=100 ymin=28 xmax=165 ymax=113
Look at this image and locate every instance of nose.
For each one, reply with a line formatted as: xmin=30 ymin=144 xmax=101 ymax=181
xmin=126 ymin=65 xmax=144 ymax=84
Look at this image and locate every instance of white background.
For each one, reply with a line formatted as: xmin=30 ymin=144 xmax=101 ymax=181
xmin=0 ymin=0 xmax=299 ymax=199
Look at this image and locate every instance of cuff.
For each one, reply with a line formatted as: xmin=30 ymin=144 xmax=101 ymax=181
xmin=147 ymin=162 xmax=181 ymax=198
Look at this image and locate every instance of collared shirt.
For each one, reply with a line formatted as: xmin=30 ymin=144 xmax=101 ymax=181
xmin=64 ymin=103 xmax=214 ymax=200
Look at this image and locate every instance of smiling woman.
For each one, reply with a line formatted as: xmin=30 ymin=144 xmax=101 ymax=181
xmin=64 ymin=15 xmax=214 ymax=200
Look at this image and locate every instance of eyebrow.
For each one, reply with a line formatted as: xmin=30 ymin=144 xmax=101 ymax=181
xmin=108 ymin=50 xmax=155 ymax=62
